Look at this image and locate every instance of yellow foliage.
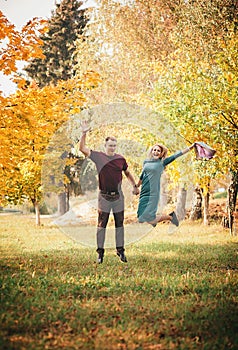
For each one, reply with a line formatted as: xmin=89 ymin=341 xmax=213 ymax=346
xmin=0 ymin=71 xmax=101 ymax=206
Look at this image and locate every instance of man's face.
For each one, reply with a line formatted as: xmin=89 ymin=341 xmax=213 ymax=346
xmin=105 ymin=140 xmax=117 ymax=156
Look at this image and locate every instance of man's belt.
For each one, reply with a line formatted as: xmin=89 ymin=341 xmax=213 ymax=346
xmin=100 ymin=190 xmax=119 ymax=195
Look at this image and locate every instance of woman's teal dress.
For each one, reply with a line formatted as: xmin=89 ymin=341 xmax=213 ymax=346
xmin=137 ymin=151 xmax=183 ymax=223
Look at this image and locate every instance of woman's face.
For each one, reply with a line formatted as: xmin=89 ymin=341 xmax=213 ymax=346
xmin=152 ymin=146 xmax=162 ymax=159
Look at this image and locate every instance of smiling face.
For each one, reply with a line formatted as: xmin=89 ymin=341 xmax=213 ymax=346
xmin=105 ymin=137 xmax=117 ymax=156
xmin=149 ymin=143 xmax=168 ymax=160
xmin=151 ymin=146 xmax=163 ymax=159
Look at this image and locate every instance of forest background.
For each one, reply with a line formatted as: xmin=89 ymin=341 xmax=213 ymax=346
xmin=1 ymin=1 xmax=238 ymax=349
xmin=0 ymin=0 xmax=237 ymax=230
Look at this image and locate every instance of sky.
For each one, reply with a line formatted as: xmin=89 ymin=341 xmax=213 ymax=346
xmin=1 ymin=0 xmax=57 ymax=29
xmin=0 ymin=0 xmax=95 ymax=95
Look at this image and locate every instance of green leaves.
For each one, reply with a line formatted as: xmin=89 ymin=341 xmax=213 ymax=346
xmin=154 ymin=25 xmax=238 ymax=185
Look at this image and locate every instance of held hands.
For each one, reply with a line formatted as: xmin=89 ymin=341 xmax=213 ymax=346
xmin=132 ymin=185 xmax=140 ymax=195
xmin=132 ymin=180 xmax=141 ymax=195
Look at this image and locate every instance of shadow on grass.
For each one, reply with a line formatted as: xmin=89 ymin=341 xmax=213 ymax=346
xmin=1 ymin=241 xmax=238 ymax=349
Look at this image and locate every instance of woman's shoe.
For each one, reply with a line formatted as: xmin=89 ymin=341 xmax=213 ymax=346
xmin=169 ymin=211 xmax=179 ymax=227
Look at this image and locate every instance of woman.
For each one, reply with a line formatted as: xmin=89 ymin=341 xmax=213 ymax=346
xmin=136 ymin=143 xmax=194 ymax=227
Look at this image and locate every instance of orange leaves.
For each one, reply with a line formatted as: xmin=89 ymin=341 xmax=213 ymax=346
xmin=0 ymin=10 xmax=15 ymax=40
xmin=0 ymin=11 xmax=47 ymax=80
xmin=12 ymin=77 xmax=27 ymax=89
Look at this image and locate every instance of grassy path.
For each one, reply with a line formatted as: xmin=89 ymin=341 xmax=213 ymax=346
xmin=0 ymin=214 xmax=238 ymax=349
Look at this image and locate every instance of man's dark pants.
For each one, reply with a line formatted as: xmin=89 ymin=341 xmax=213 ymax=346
xmin=96 ymin=191 xmax=125 ymax=250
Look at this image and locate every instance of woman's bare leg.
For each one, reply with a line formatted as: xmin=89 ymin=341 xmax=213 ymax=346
xmin=148 ymin=214 xmax=172 ymax=226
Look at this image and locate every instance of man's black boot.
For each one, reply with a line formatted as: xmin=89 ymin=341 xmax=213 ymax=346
xmin=96 ymin=248 xmax=104 ymax=264
xmin=116 ymin=247 xmax=127 ymax=263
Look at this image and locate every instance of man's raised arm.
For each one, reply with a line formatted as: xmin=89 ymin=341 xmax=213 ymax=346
xmin=79 ymin=121 xmax=91 ymax=157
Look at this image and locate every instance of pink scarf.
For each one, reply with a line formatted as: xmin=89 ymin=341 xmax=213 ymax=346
xmin=194 ymin=142 xmax=216 ymax=160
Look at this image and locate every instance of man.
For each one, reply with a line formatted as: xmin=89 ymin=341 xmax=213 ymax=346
xmin=79 ymin=121 xmax=139 ymax=264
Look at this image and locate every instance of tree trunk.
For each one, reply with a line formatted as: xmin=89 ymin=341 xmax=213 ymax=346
xmin=66 ymin=186 xmax=70 ymax=212
xmin=189 ymin=186 xmax=202 ymax=221
xmin=176 ymin=187 xmax=187 ymax=221
xmin=58 ymin=192 xmax=67 ymax=216
xmin=203 ymin=191 xmax=210 ymax=226
xmin=34 ymin=201 xmax=41 ymax=226
xmin=159 ymin=172 xmax=168 ymax=212
xmin=227 ymin=170 xmax=238 ymax=235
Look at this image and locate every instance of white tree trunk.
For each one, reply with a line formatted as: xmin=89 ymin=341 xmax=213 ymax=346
xmin=176 ymin=187 xmax=187 ymax=221
xmin=35 ymin=201 xmax=41 ymax=226
xmin=203 ymin=192 xmax=210 ymax=226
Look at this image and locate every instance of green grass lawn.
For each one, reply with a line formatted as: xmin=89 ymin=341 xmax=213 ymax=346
xmin=0 ymin=214 xmax=238 ymax=349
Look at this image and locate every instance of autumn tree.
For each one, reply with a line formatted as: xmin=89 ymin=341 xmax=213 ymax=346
xmin=75 ymin=0 xmax=237 ymax=104
xmin=74 ymin=0 xmax=177 ymax=104
xmin=75 ymin=0 xmax=238 ymax=108
xmin=0 ymin=74 xmax=100 ymax=225
xmin=0 ymin=10 xmax=47 ymax=91
xmin=153 ymin=27 xmax=238 ymax=230
xmin=23 ymin=0 xmax=90 ymax=215
xmin=162 ymin=0 xmax=238 ymax=228
xmin=74 ymin=0 xmax=237 ymax=228
xmin=0 ymin=10 xmax=101 ymax=224
xmin=0 ymin=10 xmax=47 ymax=217
xmin=25 ymin=0 xmax=88 ymax=87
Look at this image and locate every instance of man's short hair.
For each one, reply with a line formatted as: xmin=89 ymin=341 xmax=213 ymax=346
xmin=105 ymin=136 xmax=117 ymax=142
